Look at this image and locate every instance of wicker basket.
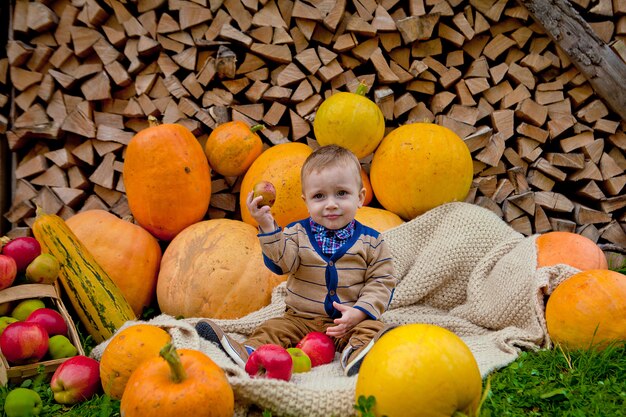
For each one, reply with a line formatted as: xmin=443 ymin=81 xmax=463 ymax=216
xmin=0 ymin=283 xmax=84 ymax=386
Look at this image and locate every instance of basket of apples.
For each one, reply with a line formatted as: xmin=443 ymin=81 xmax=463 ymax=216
xmin=0 ymin=236 xmax=85 ymax=386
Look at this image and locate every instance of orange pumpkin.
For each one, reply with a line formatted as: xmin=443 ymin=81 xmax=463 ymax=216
xmin=536 ymin=231 xmax=608 ymax=271
xmin=204 ymin=121 xmax=264 ymax=177
xmin=355 ymin=207 xmax=404 ymax=232
xmin=99 ymin=324 xmax=172 ymax=399
xmin=66 ymin=210 xmax=161 ymax=316
xmin=157 ymin=219 xmax=286 ymax=319
xmin=361 ymin=168 xmax=374 ymax=206
xmin=546 ymin=269 xmax=626 ymax=350
xmin=120 ymin=343 xmax=234 ymax=417
xmin=123 ymin=118 xmax=211 ymax=241
xmin=370 ymin=123 xmax=473 ymax=220
xmin=240 ymin=142 xmax=313 ymax=228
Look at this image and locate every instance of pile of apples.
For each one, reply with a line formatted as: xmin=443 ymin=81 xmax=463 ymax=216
xmin=246 ymin=331 xmax=335 ymax=381
xmin=0 ymin=236 xmax=60 ymax=290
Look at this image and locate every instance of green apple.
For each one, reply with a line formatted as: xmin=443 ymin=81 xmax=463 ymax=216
xmin=25 ymin=253 xmax=60 ymax=285
xmin=3 ymin=387 xmax=43 ymax=417
xmin=0 ymin=316 xmax=19 ymax=335
xmin=11 ymin=299 xmax=46 ymax=321
xmin=287 ymin=347 xmax=312 ymax=373
xmin=48 ymin=335 xmax=78 ymax=359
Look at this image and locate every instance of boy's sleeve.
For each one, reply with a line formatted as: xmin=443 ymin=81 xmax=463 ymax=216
xmin=258 ymin=224 xmax=301 ymax=275
xmin=353 ymin=236 xmax=397 ymax=319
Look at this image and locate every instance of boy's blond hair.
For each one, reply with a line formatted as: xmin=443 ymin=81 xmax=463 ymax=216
xmin=301 ymin=145 xmax=363 ymax=189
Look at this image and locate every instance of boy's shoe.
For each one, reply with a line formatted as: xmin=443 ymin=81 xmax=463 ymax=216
xmin=341 ymin=325 xmax=395 ymax=377
xmin=195 ymin=319 xmax=249 ymax=368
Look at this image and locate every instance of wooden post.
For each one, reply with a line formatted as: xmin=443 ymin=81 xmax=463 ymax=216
xmin=518 ymin=0 xmax=626 ymax=122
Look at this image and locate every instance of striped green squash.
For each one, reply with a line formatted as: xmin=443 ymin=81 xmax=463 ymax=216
xmin=32 ymin=211 xmax=136 ymax=343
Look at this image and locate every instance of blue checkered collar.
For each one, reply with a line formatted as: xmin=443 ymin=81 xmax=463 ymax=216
xmin=309 ymin=218 xmax=355 ymax=239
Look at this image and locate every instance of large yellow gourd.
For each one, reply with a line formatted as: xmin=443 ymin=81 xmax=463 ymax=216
xmin=356 ymin=324 xmax=481 ymax=417
xmin=370 ymin=123 xmax=473 ymax=220
xmin=32 ymin=212 xmax=136 ymax=343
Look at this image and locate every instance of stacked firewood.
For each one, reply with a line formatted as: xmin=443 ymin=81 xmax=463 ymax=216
xmin=1 ymin=0 xmax=625 ymax=246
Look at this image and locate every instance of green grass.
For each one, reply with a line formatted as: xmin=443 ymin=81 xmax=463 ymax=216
xmin=2 ymin=344 xmax=626 ymax=416
xmin=480 ymin=344 xmax=626 ymax=417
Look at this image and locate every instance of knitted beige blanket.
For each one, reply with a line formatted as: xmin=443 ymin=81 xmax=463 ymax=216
xmin=92 ymin=202 xmax=578 ymax=417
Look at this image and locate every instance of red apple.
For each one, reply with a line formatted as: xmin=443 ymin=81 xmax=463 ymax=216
xmin=26 ymin=308 xmax=68 ymax=337
xmin=252 ymin=181 xmax=276 ymax=208
xmin=1 ymin=237 xmax=41 ymax=273
xmin=0 ymin=321 xmax=49 ymax=365
xmin=245 ymin=344 xmax=292 ymax=381
xmin=0 ymin=254 xmax=17 ymax=290
xmin=296 ymin=331 xmax=335 ymax=367
xmin=50 ymin=355 xmax=101 ymax=404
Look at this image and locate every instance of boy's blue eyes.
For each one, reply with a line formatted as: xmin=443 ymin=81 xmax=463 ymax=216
xmin=312 ymin=191 xmax=349 ymax=199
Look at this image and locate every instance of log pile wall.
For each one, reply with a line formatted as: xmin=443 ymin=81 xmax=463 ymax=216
xmin=1 ymin=0 xmax=625 ymax=246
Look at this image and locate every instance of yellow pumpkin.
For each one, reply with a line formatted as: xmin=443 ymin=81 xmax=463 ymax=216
xmin=66 ymin=210 xmax=162 ymax=316
xmin=313 ymin=82 xmax=385 ymax=158
xmin=546 ymin=269 xmax=626 ymax=350
xmin=370 ymin=123 xmax=473 ymax=220
xmin=355 ymin=206 xmax=404 ymax=232
xmin=99 ymin=324 xmax=172 ymax=399
xmin=156 ymin=219 xmax=286 ymax=319
xmin=356 ymin=324 xmax=481 ymax=417
xmin=240 ymin=142 xmax=313 ymax=228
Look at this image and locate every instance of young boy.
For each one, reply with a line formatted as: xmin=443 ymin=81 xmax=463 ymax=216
xmin=196 ymin=145 xmax=397 ymax=376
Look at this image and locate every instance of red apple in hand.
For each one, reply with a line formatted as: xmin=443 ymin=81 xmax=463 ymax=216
xmin=0 ymin=321 xmax=49 ymax=365
xmin=296 ymin=331 xmax=335 ymax=367
xmin=26 ymin=308 xmax=68 ymax=337
xmin=50 ymin=356 xmax=100 ymax=404
xmin=245 ymin=344 xmax=292 ymax=381
xmin=252 ymin=181 xmax=276 ymax=208
xmin=0 ymin=254 xmax=17 ymax=290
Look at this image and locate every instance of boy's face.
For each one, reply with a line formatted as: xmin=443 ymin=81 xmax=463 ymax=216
xmin=301 ymin=164 xmax=366 ymax=230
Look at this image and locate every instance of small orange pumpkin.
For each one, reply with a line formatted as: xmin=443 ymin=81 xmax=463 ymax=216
xmin=157 ymin=219 xmax=286 ymax=319
xmin=361 ymin=168 xmax=374 ymax=206
xmin=536 ymin=231 xmax=608 ymax=271
xmin=546 ymin=269 xmax=626 ymax=350
xmin=240 ymin=142 xmax=313 ymax=228
xmin=99 ymin=324 xmax=172 ymax=399
xmin=66 ymin=210 xmax=162 ymax=316
xmin=204 ymin=121 xmax=264 ymax=177
xmin=120 ymin=343 xmax=234 ymax=417
xmin=355 ymin=206 xmax=404 ymax=232
xmin=123 ymin=117 xmax=211 ymax=241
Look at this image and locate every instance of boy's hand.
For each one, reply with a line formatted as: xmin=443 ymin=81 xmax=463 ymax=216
xmin=246 ymin=191 xmax=276 ymax=232
xmin=326 ymin=302 xmax=367 ymax=338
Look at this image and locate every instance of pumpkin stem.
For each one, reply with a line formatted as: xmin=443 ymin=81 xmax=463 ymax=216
xmin=160 ymin=343 xmax=187 ymax=383
xmin=250 ymin=124 xmax=265 ymax=133
xmin=122 ymin=214 xmax=135 ymax=224
xmin=147 ymin=115 xmax=161 ymax=127
xmin=355 ymin=81 xmax=369 ymax=96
